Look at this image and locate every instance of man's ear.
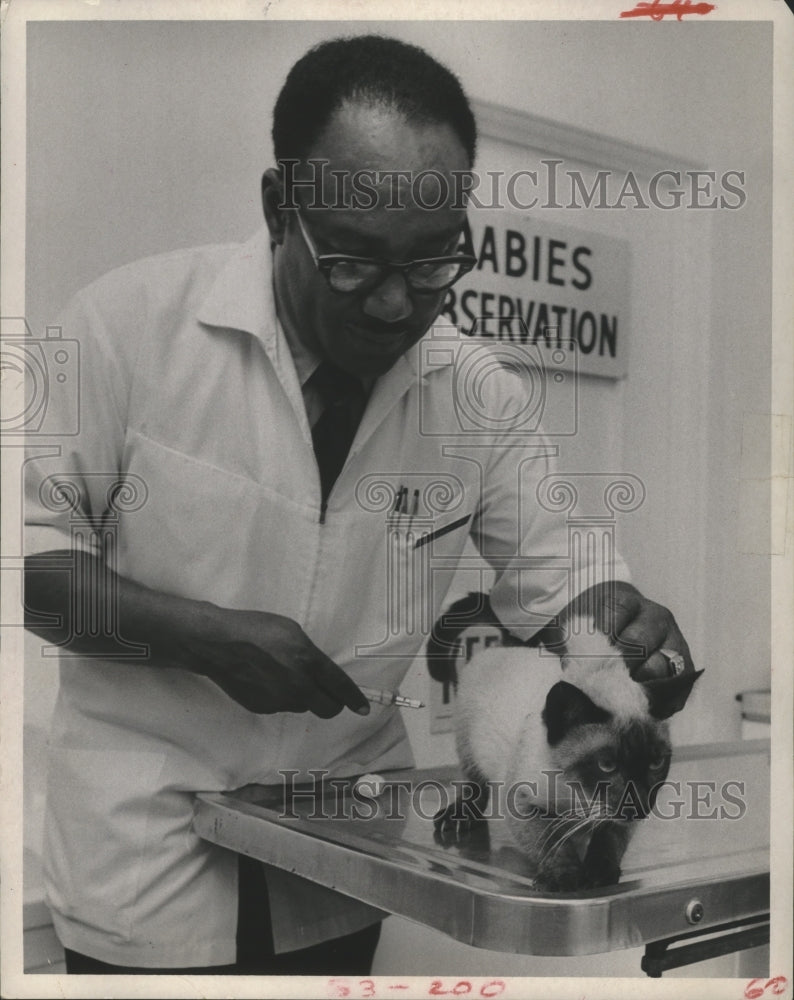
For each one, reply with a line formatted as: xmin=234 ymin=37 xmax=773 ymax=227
xmin=261 ymin=168 xmax=288 ymax=246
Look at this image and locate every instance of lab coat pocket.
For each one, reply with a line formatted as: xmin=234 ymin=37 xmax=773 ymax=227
xmin=43 ymin=747 xmax=166 ymax=941
xmin=120 ymin=430 xmax=318 ymax=613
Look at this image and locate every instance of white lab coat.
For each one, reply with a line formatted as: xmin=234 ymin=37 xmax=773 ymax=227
xmin=25 ymin=227 xmax=630 ymax=965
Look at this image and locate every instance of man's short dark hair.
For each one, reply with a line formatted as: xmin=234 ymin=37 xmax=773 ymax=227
xmin=272 ymin=34 xmax=477 ymax=165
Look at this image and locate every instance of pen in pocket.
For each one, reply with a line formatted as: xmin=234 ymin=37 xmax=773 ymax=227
xmin=413 ymin=512 xmax=472 ymax=549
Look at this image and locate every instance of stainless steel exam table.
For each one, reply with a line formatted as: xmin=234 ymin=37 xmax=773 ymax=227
xmin=194 ymin=739 xmax=770 ymax=976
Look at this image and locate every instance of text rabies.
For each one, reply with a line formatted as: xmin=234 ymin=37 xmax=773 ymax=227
xmin=442 ymin=224 xmax=616 ymax=357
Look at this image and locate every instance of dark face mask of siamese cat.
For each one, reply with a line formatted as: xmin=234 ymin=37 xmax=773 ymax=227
xmin=507 ymin=680 xmax=673 ymax=892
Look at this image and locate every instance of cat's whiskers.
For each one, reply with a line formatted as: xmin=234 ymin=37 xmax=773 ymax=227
xmin=536 ymin=814 xmax=578 ymax=854
xmin=542 ymin=815 xmax=597 ymax=859
xmin=536 ymin=804 xmax=595 ymax=840
xmin=538 ymin=798 xmax=619 ymax=859
xmin=538 ymin=805 xmax=599 ymax=854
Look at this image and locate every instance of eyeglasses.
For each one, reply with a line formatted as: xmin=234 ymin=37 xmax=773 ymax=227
xmin=294 ymin=210 xmax=477 ymax=295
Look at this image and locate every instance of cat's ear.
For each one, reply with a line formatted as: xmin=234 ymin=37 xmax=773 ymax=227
xmin=543 ymin=681 xmax=612 ymax=746
xmin=641 ymin=669 xmax=705 ymax=720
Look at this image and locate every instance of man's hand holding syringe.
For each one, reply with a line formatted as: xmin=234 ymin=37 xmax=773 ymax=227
xmin=25 ymin=551 xmax=423 ymax=717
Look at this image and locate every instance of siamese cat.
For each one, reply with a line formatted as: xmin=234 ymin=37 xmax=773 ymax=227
xmin=429 ymin=593 xmax=702 ymax=891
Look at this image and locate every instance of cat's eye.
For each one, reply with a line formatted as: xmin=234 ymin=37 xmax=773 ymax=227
xmin=649 ymin=756 xmax=668 ymax=771
xmin=597 ymin=755 xmax=617 ymax=773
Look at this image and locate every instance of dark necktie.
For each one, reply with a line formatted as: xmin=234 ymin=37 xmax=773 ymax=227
xmin=309 ymin=362 xmax=367 ymax=506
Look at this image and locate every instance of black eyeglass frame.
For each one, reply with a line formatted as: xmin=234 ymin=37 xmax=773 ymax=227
xmin=294 ymin=209 xmax=477 ymax=296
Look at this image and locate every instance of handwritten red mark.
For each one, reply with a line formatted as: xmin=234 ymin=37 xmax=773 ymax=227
xmin=745 ymin=977 xmax=789 ymax=1000
xmin=479 ymin=985 xmax=507 ymax=999
xmin=430 ymin=983 xmax=506 ymax=998
xmin=620 ymin=0 xmax=715 ymax=20
xmin=326 ymin=980 xmax=507 ymax=999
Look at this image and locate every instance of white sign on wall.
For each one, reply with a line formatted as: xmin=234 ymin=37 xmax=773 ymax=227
xmin=441 ymin=209 xmax=631 ymax=379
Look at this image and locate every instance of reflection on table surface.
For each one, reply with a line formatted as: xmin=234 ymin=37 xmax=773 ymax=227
xmin=214 ymin=740 xmax=770 ymax=898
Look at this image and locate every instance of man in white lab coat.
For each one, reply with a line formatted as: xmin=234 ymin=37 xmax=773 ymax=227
xmin=24 ymin=35 xmax=696 ymax=975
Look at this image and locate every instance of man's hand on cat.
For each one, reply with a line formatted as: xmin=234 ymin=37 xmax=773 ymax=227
xmin=178 ymin=607 xmax=371 ymax=718
xmin=558 ymin=580 xmax=695 ymax=682
xmin=553 ymin=581 xmax=703 ymax=719
xmin=595 ymin=581 xmax=694 ymax=683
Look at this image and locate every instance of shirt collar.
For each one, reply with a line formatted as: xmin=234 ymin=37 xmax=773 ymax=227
xmin=276 ymin=316 xmax=321 ymax=388
xmin=196 ymin=225 xmax=453 ymax=388
xmin=196 ymin=225 xmax=278 ymax=345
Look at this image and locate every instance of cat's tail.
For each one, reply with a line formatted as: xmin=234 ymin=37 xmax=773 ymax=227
xmin=426 ymin=591 xmax=518 ymax=690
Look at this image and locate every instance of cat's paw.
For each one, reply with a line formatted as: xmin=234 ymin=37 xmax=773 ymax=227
xmin=432 ymin=802 xmax=483 ymax=844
